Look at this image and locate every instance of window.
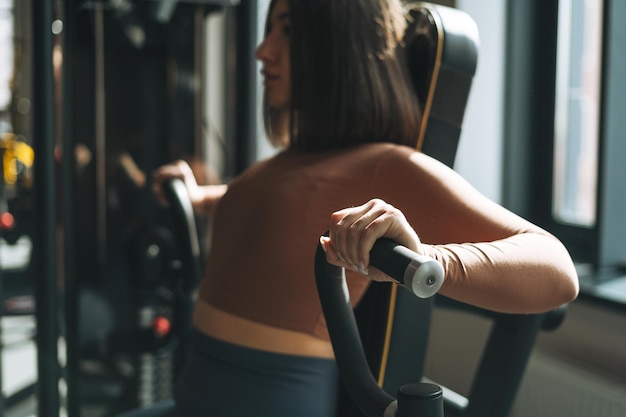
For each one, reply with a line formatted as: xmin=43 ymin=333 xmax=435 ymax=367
xmin=504 ymin=0 xmax=626 ymax=304
xmin=553 ymin=0 xmax=603 ymax=228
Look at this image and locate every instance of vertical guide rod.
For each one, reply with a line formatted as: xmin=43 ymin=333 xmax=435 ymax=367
xmin=33 ymin=1 xmax=60 ymax=416
xmin=94 ymin=1 xmax=106 ymax=265
xmin=61 ymin=0 xmax=79 ymax=414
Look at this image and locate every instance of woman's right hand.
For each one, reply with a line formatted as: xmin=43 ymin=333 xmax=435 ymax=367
xmin=320 ymin=198 xmax=423 ymax=282
xmin=152 ymin=160 xmax=203 ymax=209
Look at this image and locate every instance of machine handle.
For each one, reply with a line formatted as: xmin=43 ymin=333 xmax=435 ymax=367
xmin=369 ymin=238 xmax=444 ymax=298
xmin=315 ymin=235 xmax=445 ymax=417
xmin=161 ymin=178 xmax=204 ymax=295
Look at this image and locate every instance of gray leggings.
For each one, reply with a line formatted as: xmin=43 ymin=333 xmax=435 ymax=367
xmin=118 ymin=330 xmax=339 ymax=417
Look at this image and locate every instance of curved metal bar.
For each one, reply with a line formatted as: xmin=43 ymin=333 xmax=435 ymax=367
xmin=315 ymin=243 xmax=396 ymax=417
xmin=162 ymin=178 xmax=203 ymax=294
xmin=315 ymin=234 xmax=447 ymax=417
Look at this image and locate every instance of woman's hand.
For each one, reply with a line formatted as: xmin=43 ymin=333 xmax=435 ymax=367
xmin=320 ymin=199 xmax=421 ymax=282
xmin=152 ymin=160 xmax=204 ymax=210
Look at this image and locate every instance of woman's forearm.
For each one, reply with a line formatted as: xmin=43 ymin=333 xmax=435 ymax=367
xmin=197 ymin=184 xmax=228 ymax=215
xmin=424 ymin=232 xmax=579 ymax=314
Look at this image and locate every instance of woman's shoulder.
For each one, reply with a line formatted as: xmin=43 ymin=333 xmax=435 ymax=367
xmin=328 ymin=142 xmax=419 ymax=165
xmin=357 ymin=143 xmax=445 ymax=174
xmin=354 ymin=142 xmax=415 ymax=155
xmin=235 ymin=143 xmax=443 ymax=179
xmin=365 ymin=142 xmax=470 ymax=194
xmin=305 ymin=142 xmax=448 ymax=180
xmin=351 ymin=142 xmax=439 ymax=165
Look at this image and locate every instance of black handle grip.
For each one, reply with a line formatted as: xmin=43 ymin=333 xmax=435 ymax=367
xmin=370 ymin=238 xmax=444 ymax=298
xmin=315 ymin=235 xmax=445 ymax=417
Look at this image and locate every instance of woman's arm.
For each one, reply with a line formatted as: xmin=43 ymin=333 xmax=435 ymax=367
xmin=421 ymin=231 xmax=579 ymax=313
xmin=152 ymin=160 xmax=227 ymax=215
xmin=197 ymin=184 xmax=228 ymax=214
xmin=322 ymin=147 xmax=579 ymax=314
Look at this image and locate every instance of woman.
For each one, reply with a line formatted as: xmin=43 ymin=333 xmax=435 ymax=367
xmin=148 ymin=0 xmax=579 ymax=416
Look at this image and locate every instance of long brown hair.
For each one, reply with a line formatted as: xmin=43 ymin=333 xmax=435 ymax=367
xmin=262 ymin=0 xmax=422 ymax=151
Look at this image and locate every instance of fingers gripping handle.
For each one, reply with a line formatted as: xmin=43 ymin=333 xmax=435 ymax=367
xmin=370 ymin=238 xmax=444 ymax=298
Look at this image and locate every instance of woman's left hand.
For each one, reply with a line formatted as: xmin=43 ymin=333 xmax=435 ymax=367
xmin=320 ymin=198 xmax=421 ymax=282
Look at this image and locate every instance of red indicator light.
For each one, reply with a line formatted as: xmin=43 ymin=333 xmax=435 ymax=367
xmin=0 ymin=212 xmax=14 ymax=230
xmin=153 ymin=316 xmax=171 ymax=337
